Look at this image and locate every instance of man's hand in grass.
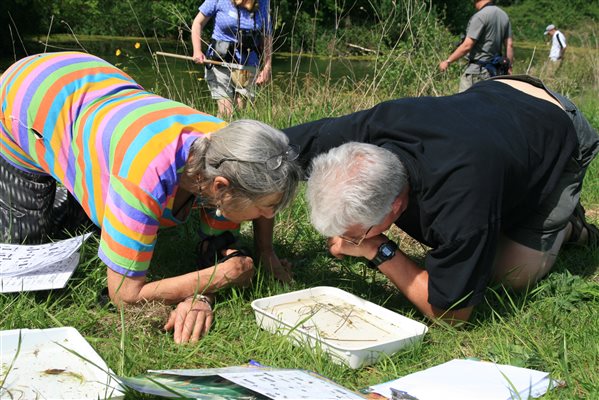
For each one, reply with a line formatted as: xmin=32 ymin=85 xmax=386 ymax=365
xmin=164 ymin=295 xmax=214 ymax=344
xmin=327 ymin=234 xmax=387 ymax=261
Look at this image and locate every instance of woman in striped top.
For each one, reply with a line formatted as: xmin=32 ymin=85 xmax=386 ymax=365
xmin=0 ymin=51 xmax=300 ymax=343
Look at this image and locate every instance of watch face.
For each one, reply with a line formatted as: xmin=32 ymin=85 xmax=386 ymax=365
xmin=369 ymin=240 xmax=397 ymax=268
xmin=381 ymin=245 xmax=395 ymax=257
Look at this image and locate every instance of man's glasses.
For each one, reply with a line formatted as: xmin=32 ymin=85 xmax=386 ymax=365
xmin=340 ymin=225 xmax=373 ymax=246
xmin=214 ymin=144 xmax=300 ymax=170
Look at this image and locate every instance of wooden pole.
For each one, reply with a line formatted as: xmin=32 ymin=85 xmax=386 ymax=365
xmin=154 ymin=51 xmax=248 ymax=70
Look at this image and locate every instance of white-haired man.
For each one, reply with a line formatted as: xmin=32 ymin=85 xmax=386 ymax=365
xmin=284 ymin=76 xmax=598 ymax=322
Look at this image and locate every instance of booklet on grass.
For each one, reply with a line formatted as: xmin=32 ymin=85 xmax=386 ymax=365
xmin=367 ymin=359 xmax=561 ymax=400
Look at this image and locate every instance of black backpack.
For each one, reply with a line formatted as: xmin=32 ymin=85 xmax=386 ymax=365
xmin=478 ymin=54 xmax=511 ymax=77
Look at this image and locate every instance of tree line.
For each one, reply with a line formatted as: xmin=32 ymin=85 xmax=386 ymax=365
xmin=1 ymin=0 xmax=597 ymax=57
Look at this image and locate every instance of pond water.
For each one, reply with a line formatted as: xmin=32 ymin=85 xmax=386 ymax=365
xmin=1 ymin=36 xmax=539 ymax=99
xmin=0 ymin=37 xmax=375 ymax=94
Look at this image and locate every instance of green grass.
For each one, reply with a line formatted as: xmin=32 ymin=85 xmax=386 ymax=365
xmin=1 ymin=189 xmax=598 ymax=398
xmin=2 ymin=19 xmax=599 ymax=400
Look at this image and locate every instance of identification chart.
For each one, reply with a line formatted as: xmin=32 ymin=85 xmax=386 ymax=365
xmin=0 ymin=234 xmax=91 ymax=293
xmin=219 ymin=369 xmax=365 ymax=399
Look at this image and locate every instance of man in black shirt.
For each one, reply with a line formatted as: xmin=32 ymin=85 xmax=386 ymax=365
xmin=283 ymin=76 xmax=599 ymax=322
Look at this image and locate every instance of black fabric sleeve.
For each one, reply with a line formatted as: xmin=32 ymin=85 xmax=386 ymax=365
xmin=282 ymin=118 xmax=335 ymax=172
xmin=425 ymin=225 xmax=499 ymax=310
xmin=282 ymin=102 xmax=397 ymax=172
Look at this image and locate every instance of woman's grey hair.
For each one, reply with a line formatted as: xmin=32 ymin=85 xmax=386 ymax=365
xmin=185 ymin=119 xmax=301 ymax=212
xmin=306 ymin=142 xmax=408 ymax=237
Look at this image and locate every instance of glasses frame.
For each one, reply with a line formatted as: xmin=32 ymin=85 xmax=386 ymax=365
xmin=340 ymin=225 xmax=373 ymax=246
xmin=214 ymin=144 xmax=300 ymax=170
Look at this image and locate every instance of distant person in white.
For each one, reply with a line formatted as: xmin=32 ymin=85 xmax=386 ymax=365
xmin=544 ymin=24 xmax=567 ymax=61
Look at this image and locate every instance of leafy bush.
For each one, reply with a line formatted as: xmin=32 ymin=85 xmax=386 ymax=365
xmin=505 ymin=0 xmax=599 ymax=45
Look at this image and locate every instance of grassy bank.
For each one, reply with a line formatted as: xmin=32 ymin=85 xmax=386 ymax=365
xmin=2 ymin=24 xmax=599 ymax=400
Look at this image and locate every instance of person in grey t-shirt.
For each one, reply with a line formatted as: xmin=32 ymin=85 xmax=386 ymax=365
xmin=439 ymin=0 xmax=514 ymax=92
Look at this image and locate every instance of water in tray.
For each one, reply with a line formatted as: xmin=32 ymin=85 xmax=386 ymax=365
xmin=265 ymin=294 xmax=409 ymax=350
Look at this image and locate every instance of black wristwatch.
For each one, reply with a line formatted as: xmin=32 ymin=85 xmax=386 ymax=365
xmin=368 ymin=240 xmax=398 ymax=269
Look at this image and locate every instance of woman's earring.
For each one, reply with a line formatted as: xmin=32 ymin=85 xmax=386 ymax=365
xmin=215 ymin=207 xmax=222 ymax=217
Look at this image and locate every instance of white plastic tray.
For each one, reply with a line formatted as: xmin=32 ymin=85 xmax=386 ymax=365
xmin=0 ymin=327 xmax=124 ymax=399
xmin=251 ymin=286 xmax=428 ymax=369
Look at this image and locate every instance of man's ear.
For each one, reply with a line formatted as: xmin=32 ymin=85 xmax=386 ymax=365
xmin=391 ymin=195 xmax=403 ymax=214
xmin=391 ymin=188 xmax=410 ymax=215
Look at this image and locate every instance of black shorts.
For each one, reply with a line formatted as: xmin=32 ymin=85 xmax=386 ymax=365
xmin=0 ymin=156 xmax=93 ymax=244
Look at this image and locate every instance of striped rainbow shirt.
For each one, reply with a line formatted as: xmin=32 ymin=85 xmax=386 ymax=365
xmin=0 ymin=51 xmax=233 ymax=276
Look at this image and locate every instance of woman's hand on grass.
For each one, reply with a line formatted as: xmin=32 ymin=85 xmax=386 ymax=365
xmin=251 ymin=216 xmax=291 ymax=281
xmin=164 ymin=296 xmax=213 ymax=344
xmin=258 ymin=249 xmax=293 ymax=282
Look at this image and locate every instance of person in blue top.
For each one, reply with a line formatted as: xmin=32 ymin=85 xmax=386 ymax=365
xmin=191 ymin=0 xmax=272 ymax=118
